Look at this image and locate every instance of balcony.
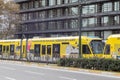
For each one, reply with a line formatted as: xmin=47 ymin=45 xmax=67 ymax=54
xmin=82 ymin=25 xmax=120 ymax=31
xmin=14 ymin=0 xmax=29 ymax=3
xmin=16 ymin=25 xmax=120 ymax=35
xmin=21 ymin=16 xmax=79 ymax=24
xmin=82 ymin=11 xmax=120 ymax=18
xmin=81 ymin=0 xmax=110 ymax=5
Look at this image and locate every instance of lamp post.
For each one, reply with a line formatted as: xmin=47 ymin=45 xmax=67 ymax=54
xmin=78 ymin=1 xmax=83 ymax=58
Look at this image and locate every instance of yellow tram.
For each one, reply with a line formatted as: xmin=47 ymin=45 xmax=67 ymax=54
xmin=0 ymin=36 xmax=104 ymax=61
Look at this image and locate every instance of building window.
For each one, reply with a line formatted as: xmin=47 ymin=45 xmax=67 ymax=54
xmin=35 ymin=23 xmax=39 ymax=31
xmin=49 ymin=0 xmax=56 ymax=6
xmin=57 ymin=0 xmax=61 ymax=5
xmin=57 ymin=9 xmax=62 ymax=17
xmin=34 ymin=0 xmax=39 ymax=8
xmin=41 ymin=0 xmax=46 ymax=7
xmin=102 ymin=16 xmax=109 ymax=26
xmin=29 ymin=1 xmax=34 ymax=9
xmin=39 ymin=22 xmax=47 ymax=30
xmin=70 ymin=7 xmax=78 ymax=16
xmin=82 ymin=6 xmax=88 ymax=14
xmin=21 ymin=13 xmax=27 ymax=21
xmin=104 ymin=31 xmax=112 ymax=39
xmin=63 ymin=20 xmax=69 ymax=29
xmin=82 ymin=18 xmax=97 ymax=27
xmin=49 ymin=10 xmax=53 ymax=18
xmin=82 ymin=18 xmax=88 ymax=27
xmin=62 ymin=8 xmax=69 ymax=16
xmin=57 ymin=21 xmax=63 ymax=29
xmin=21 ymin=3 xmax=28 ymax=10
xmin=39 ymin=11 xmax=46 ymax=19
xmin=48 ymin=22 xmax=56 ymax=30
xmin=89 ymin=18 xmax=97 ymax=27
xmin=114 ymin=1 xmax=120 ymax=11
xmin=82 ymin=32 xmax=95 ymax=36
xmin=114 ymin=16 xmax=120 ymax=25
xmin=64 ymin=0 xmax=69 ymax=4
xmin=70 ymin=19 xmax=78 ymax=29
xmin=102 ymin=2 xmax=112 ymax=12
xmin=89 ymin=5 xmax=97 ymax=14
xmin=82 ymin=4 xmax=97 ymax=14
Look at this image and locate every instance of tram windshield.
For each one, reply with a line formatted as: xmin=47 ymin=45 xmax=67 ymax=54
xmin=90 ymin=40 xmax=104 ymax=54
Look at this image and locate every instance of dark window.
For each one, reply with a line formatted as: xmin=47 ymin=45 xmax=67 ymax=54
xmin=82 ymin=45 xmax=91 ymax=54
xmin=53 ymin=44 xmax=60 ymax=57
xmin=104 ymin=44 xmax=110 ymax=54
xmin=47 ymin=45 xmax=51 ymax=55
xmin=0 ymin=45 xmax=2 ymax=52
xmin=42 ymin=45 xmax=46 ymax=55
xmin=10 ymin=45 xmax=14 ymax=53
xmin=6 ymin=46 xmax=9 ymax=52
xmin=3 ymin=46 xmax=5 ymax=52
xmin=34 ymin=44 xmax=40 ymax=56
xmin=10 ymin=45 xmax=14 ymax=55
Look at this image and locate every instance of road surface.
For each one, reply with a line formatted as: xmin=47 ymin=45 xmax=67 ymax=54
xmin=0 ymin=61 xmax=120 ymax=80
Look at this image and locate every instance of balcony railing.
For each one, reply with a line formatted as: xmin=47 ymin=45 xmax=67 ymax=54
xmin=14 ymin=0 xmax=29 ymax=3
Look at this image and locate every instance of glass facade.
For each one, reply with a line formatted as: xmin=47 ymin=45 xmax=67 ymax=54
xmin=17 ymin=0 xmax=120 ymax=39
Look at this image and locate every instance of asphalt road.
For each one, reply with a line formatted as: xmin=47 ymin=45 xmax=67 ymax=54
xmin=0 ymin=61 xmax=120 ymax=80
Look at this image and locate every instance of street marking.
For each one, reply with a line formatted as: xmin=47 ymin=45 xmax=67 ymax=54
xmin=25 ymin=70 xmax=45 ymax=75
xmin=5 ymin=77 xmax=16 ymax=80
xmin=60 ymin=76 xmax=77 ymax=80
xmin=0 ymin=66 xmax=16 ymax=71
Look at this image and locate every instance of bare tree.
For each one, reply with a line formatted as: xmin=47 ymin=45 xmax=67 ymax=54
xmin=0 ymin=0 xmax=20 ymax=39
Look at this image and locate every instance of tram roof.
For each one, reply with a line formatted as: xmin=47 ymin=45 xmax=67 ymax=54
xmin=108 ymin=34 xmax=120 ymax=39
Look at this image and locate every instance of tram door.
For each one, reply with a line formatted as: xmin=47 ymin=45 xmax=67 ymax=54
xmin=41 ymin=45 xmax=51 ymax=61
xmin=47 ymin=45 xmax=51 ymax=59
xmin=53 ymin=44 xmax=60 ymax=60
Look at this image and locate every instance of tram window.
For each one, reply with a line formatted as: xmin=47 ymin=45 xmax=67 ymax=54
xmin=34 ymin=44 xmax=40 ymax=53
xmin=10 ymin=45 xmax=14 ymax=53
xmin=53 ymin=44 xmax=60 ymax=57
xmin=82 ymin=45 xmax=91 ymax=54
xmin=104 ymin=44 xmax=110 ymax=54
xmin=3 ymin=46 xmax=5 ymax=52
xmin=0 ymin=45 xmax=2 ymax=52
xmin=47 ymin=45 xmax=51 ymax=55
xmin=42 ymin=45 xmax=46 ymax=55
xmin=6 ymin=46 xmax=9 ymax=52
xmin=34 ymin=44 xmax=40 ymax=56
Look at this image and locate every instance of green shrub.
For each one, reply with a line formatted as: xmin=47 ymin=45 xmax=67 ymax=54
xmin=57 ymin=58 xmax=120 ymax=72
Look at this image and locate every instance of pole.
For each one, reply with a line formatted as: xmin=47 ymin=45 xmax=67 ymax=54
xmin=20 ymin=26 xmax=23 ymax=60
xmin=20 ymin=35 xmax=23 ymax=60
xmin=78 ymin=3 xmax=82 ymax=58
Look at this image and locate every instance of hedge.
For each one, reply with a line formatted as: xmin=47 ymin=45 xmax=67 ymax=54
xmin=57 ymin=58 xmax=120 ymax=72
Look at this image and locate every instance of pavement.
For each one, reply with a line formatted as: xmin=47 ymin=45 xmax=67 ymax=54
xmin=0 ymin=59 xmax=120 ymax=78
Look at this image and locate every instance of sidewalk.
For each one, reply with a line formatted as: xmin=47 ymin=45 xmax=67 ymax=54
xmin=1 ymin=60 xmax=120 ymax=77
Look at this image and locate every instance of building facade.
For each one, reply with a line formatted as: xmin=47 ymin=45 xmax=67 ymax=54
xmin=14 ymin=0 xmax=120 ymax=39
